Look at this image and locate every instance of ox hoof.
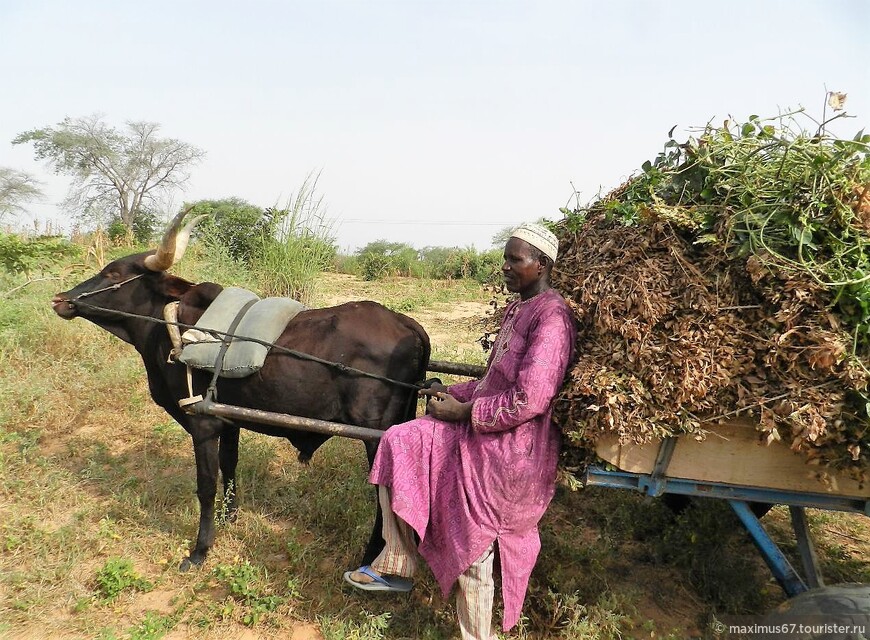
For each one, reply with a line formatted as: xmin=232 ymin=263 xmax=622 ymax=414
xmin=179 ymin=555 xmax=205 ymax=572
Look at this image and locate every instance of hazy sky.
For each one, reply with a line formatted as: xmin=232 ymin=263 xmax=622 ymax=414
xmin=1 ymin=0 xmax=868 ymax=252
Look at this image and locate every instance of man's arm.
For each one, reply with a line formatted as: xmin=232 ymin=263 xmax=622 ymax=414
xmin=470 ymin=306 xmax=574 ymax=433
xmin=446 ymin=378 xmax=480 ymax=403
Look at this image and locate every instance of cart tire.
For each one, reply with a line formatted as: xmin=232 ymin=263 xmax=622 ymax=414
xmin=749 ymin=584 xmax=870 ymax=639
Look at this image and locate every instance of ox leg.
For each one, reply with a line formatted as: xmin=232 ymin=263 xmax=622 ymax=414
xmin=181 ymin=429 xmax=221 ymax=572
xmin=218 ymin=427 xmax=240 ymax=523
xmin=361 ymin=440 xmax=386 ymax=565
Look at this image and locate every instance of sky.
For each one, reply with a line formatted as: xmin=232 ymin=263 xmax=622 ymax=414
xmin=1 ymin=0 xmax=868 ymax=253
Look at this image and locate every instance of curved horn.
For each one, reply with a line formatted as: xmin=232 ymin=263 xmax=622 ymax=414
xmin=144 ymin=206 xmax=195 ymax=272
xmin=172 ymin=214 xmax=208 ymax=264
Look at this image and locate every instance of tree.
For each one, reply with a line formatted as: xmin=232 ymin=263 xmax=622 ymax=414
xmin=0 ymin=167 xmax=43 ymax=223
xmin=12 ymin=115 xmax=204 ymax=231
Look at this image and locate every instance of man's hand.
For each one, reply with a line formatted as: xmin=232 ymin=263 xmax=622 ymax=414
xmin=419 ymin=389 xmax=473 ymax=422
xmin=419 ymin=380 xmax=448 ymax=396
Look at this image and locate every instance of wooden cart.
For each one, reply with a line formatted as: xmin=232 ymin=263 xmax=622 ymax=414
xmin=589 ymin=421 xmax=870 ymax=597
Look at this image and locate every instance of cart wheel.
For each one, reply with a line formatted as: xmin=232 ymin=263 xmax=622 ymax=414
xmin=749 ymin=584 xmax=870 ymax=639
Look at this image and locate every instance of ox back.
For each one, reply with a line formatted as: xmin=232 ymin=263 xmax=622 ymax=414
xmin=53 ymin=244 xmax=430 ymax=570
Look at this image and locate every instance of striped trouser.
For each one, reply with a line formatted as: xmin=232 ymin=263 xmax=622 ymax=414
xmin=370 ymin=485 xmax=498 ymax=640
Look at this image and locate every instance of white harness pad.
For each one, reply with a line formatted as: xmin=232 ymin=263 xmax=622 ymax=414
xmin=178 ymin=286 xmax=305 ymax=378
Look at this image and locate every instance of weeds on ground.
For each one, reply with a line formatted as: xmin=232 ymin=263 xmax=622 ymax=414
xmin=318 ymin=610 xmax=392 ymax=640
xmin=94 ymin=557 xmax=152 ymax=601
xmin=651 ymin=500 xmax=769 ymax=613
xmin=212 ymin=560 xmax=287 ymax=626
xmin=97 ymin=612 xmax=177 ymax=640
xmin=127 ymin=612 xmax=177 ymax=640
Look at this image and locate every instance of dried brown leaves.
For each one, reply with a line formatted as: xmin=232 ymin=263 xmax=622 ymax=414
xmin=551 ymin=211 xmax=870 ymax=479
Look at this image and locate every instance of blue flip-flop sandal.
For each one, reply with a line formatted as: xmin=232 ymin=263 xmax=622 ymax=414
xmin=343 ymin=565 xmax=413 ymax=593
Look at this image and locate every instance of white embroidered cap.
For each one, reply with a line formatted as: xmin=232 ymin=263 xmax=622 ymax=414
xmin=510 ymin=222 xmax=558 ymax=262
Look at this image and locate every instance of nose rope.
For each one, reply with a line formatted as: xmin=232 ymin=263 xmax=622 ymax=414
xmin=72 ymin=273 xmax=146 ymax=300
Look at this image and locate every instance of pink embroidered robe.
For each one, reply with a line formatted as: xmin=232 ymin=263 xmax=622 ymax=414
xmin=369 ymin=288 xmax=576 ymax=630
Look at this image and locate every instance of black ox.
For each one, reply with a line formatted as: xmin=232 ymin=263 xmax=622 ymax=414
xmin=52 ymin=210 xmax=430 ymax=570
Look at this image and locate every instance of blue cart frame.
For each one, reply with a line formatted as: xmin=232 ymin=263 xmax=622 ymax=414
xmin=583 ymin=436 xmax=870 ymax=597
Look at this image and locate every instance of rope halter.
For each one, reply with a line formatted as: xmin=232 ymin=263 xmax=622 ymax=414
xmin=72 ymin=273 xmax=146 ymax=300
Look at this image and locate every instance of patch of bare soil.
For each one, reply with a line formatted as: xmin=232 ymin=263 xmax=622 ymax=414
xmin=290 ymin=624 xmax=324 ymax=640
xmin=313 ymin=273 xmax=384 ymax=307
xmin=130 ymin=589 xmax=176 ymax=615
xmin=615 ymin=562 xmax=707 ymax=636
xmin=422 ymin=300 xmax=491 ymax=348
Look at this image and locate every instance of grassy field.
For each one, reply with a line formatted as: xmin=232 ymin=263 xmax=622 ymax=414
xmin=1 ymin=259 xmax=869 ymax=640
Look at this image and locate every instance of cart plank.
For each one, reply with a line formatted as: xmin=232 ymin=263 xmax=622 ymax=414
xmin=595 ymin=422 xmax=868 ymax=498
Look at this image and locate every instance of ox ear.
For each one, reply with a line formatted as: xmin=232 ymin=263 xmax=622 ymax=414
xmin=181 ymin=282 xmax=223 ymax=309
xmin=155 ymin=274 xmax=196 ymax=299
xmin=178 ymin=282 xmax=223 ymax=326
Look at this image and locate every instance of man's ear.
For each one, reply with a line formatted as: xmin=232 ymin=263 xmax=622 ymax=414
xmin=539 ymin=256 xmax=553 ymax=275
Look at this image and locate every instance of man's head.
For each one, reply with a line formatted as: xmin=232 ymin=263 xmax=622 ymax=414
xmin=502 ymin=222 xmax=558 ymax=298
xmin=509 ymin=222 xmax=558 ymax=264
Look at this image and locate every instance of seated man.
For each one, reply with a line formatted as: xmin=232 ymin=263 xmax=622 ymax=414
xmin=344 ymin=222 xmax=577 ymax=640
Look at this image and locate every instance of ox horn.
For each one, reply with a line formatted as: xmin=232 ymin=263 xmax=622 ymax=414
xmin=144 ymin=206 xmax=205 ymax=272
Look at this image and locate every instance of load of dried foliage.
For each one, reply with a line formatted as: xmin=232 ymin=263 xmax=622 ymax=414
xmin=548 ymin=100 xmax=870 ymax=481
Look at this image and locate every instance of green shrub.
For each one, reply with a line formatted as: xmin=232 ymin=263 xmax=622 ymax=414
xmin=181 ymin=177 xmax=336 ymax=303
xmin=255 ymin=231 xmax=335 ymax=303
xmin=333 ymin=253 xmax=359 ymax=275
xmin=106 ymin=219 xmax=131 ymax=245
xmin=178 ymin=242 xmax=258 ymax=290
xmin=355 ymin=241 xmax=501 ymax=281
xmin=0 ymin=233 xmax=81 ymax=275
xmin=422 ymin=246 xmax=502 ymax=282
xmin=188 ymin=198 xmax=273 ymax=265
xmin=359 ymin=251 xmax=392 ymax=281
xmin=107 ymin=211 xmax=158 ymax=245
xmin=356 ymin=240 xmax=417 ymax=280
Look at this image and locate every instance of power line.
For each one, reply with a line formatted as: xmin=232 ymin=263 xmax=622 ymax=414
xmin=339 ymin=219 xmax=510 ymax=226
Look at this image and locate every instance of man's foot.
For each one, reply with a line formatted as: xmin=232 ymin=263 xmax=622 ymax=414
xmin=343 ymin=565 xmax=413 ymax=592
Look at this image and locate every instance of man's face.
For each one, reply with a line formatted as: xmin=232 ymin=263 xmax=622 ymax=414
xmin=502 ymin=237 xmax=542 ymax=295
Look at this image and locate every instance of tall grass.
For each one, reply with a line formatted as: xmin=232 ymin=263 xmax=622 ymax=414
xmin=255 ymin=176 xmax=336 ymax=304
xmin=184 ymin=176 xmax=336 ymax=304
xmin=255 ymin=226 xmax=335 ymax=304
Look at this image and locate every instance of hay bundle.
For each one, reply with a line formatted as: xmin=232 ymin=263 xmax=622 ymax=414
xmin=550 ymin=104 xmax=870 ymax=481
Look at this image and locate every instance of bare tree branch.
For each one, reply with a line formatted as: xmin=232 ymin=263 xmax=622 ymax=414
xmin=0 ymin=167 xmax=44 ymax=223
xmin=12 ymin=115 xmax=205 ymax=231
